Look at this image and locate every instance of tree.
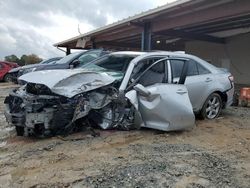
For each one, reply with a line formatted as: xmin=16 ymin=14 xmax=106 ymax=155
xmin=4 ymin=55 xmax=20 ymax=64
xmin=25 ymin=54 xmax=42 ymax=64
xmin=20 ymin=55 xmax=28 ymax=66
xmin=4 ymin=54 xmax=43 ymax=65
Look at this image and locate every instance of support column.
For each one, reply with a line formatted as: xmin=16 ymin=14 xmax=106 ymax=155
xmin=141 ymin=22 xmax=152 ymax=51
xmin=92 ymin=39 xmax=96 ymax=49
xmin=66 ymin=47 xmax=71 ymax=55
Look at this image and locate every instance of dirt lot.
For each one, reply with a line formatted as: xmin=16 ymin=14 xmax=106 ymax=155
xmin=0 ymin=83 xmax=249 ymax=188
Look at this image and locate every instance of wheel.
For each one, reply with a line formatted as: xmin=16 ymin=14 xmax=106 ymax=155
xmin=201 ymin=93 xmax=222 ymax=119
xmin=16 ymin=126 xmax=24 ymax=136
xmin=3 ymin=74 xmax=12 ymax=82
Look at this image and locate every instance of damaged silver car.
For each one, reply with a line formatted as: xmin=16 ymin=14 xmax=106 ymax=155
xmin=5 ymin=51 xmax=216 ymax=137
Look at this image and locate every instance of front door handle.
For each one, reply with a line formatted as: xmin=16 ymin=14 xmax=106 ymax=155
xmin=205 ymin=78 xmax=213 ymax=82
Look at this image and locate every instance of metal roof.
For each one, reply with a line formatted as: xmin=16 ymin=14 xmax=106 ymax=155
xmin=54 ymin=0 xmax=193 ymax=47
xmin=54 ymin=0 xmax=250 ymax=50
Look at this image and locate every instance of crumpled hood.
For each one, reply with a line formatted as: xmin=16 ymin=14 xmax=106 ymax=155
xmin=19 ymin=69 xmax=116 ymax=98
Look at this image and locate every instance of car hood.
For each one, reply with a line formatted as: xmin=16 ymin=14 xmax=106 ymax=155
xmin=35 ymin=63 xmax=66 ymax=71
xmin=9 ymin=64 xmax=44 ymax=73
xmin=19 ymin=69 xmax=118 ymax=98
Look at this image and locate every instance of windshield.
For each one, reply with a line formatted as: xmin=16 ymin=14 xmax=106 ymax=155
xmin=39 ymin=60 xmax=49 ymax=64
xmin=55 ymin=52 xmax=81 ymax=64
xmin=47 ymin=60 xmax=59 ymax=65
xmin=77 ymin=50 xmax=102 ymax=66
xmin=82 ymin=55 xmax=137 ymax=72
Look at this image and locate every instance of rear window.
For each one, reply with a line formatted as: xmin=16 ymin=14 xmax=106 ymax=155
xmin=171 ymin=59 xmax=210 ymax=78
xmin=187 ymin=60 xmax=199 ymax=76
xmin=197 ymin=63 xmax=211 ymax=74
xmin=170 ymin=60 xmax=184 ymax=78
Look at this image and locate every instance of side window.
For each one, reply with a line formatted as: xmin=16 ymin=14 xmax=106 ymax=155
xmin=187 ymin=60 xmax=199 ymax=76
xmin=197 ymin=63 xmax=210 ymax=75
xmin=132 ymin=57 xmax=165 ymax=80
xmin=137 ymin=61 xmax=166 ymax=87
xmin=0 ymin=63 xmax=3 ymax=70
xmin=78 ymin=51 xmax=101 ymax=65
xmin=170 ymin=60 xmax=184 ymax=78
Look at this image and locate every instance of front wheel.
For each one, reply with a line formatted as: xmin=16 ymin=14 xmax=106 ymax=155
xmin=16 ymin=126 xmax=24 ymax=136
xmin=3 ymin=74 xmax=12 ymax=82
xmin=201 ymin=93 xmax=222 ymax=119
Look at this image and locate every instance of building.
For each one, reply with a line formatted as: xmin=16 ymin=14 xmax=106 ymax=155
xmin=54 ymin=0 xmax=250 ymax=85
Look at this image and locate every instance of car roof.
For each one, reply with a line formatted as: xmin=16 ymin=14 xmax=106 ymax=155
xmin=110 ymin=51 xmax=146 ymax=56
xmin=128 ymin=51 xmax=217 ymax=71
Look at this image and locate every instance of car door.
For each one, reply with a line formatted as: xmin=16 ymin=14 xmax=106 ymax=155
xmin=185 ymin=60 xmax=213 ymax=111
xmin=170 ymin=59 xmax=212 ymax=112
xmin=126 ymin=58 xmax=195 ymax=131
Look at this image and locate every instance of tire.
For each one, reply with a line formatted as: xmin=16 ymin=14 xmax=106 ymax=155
xmin=3 ymin=74 xmax=12 ymax=82
xmin=201 ymin=93 xmax=222 ymax=119
xmin=16 ymin=126 xmax=24 ymax=136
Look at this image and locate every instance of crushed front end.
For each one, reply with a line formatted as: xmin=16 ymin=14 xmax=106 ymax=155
xmin=4 ymin=84 xmax=78 ymax=137
xmin=4 ymin=82 xmax=137 ymax=137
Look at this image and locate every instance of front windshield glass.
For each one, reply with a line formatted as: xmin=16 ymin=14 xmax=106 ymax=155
xmin=39 ymin=60 xmax=48 ymax=64
xmin=47 ymin=60 xmax=58 ymax=65
xmin=77 ymin=50 xmax=102 ymax=66
xmin=82 ymin=55 xmax=136 ymax=72
xmin=55 ymin=52 xmax=81 ymax=64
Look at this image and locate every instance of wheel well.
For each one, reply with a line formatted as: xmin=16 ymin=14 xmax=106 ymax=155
xmin=214 ymin=91 xmax=227 ymax=108
xmin=3 ymin=73 xmax=9 ymax=78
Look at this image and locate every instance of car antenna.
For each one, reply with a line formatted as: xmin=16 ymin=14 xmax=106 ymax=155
xmin=78 ymin=24 xmax=82 ymax=35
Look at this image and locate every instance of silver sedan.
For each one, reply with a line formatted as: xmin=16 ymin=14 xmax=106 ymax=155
xmin=5 ymin=51 xmax=234 ymax=136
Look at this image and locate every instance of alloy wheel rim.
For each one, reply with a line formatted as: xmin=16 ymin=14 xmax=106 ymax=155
xmin=6 ymin=77 xmax=12 ymax=82
xmin=206 ymin=96 xmax=220 ymax=119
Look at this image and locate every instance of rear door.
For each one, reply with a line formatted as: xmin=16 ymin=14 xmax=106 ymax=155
xmin=170 ymin=59 xmax=212 ymax=111
xmin=126 ymin=58 xmax=195 ymax=131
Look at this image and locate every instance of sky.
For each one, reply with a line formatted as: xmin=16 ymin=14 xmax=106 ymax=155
xmin=0 ymin=0 xmax=176 ymax=59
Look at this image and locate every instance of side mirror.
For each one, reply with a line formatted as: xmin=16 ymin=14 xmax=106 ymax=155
xmin=134 ymin=84 xmax=151 ymax=97
xmin=70 ymin=60 xmax=80 ymax=69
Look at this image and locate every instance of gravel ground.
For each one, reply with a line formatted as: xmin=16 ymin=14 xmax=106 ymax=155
xmin=0 ymin=83 xmax=249 ymax=188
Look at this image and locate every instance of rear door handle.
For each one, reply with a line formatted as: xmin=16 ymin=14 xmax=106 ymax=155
xmin=205 ymin=78 xmax=213 ymax=82
xmin=176 ymin=89 xmax=187 ymax=95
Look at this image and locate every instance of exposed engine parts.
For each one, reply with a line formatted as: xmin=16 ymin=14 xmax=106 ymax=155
xmin=4 ymin=85 xmax=137 ymax=137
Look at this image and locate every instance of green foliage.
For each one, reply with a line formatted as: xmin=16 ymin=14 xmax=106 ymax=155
xmin=4 ymin=54 xmax=20 ymax=64
xmin=4 ymin=54 xmax=43 ymax=66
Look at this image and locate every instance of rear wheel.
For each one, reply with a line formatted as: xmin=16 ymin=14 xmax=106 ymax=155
xmin=201 ymin=93 xmax=222 ymax=119
xmin=3 ymin=74 xmax=12 ymax=82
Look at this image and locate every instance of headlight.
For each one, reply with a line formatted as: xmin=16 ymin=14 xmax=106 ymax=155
xmin=34 ymin=84 xmax=43 ymax=90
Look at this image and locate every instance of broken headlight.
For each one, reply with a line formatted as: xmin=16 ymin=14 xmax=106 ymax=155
xmin=26 ymin=83 xmax=53 ymax=95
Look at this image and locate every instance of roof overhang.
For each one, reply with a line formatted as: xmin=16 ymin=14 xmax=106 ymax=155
xmin=54 ymin=0 xmax=250 ymax=50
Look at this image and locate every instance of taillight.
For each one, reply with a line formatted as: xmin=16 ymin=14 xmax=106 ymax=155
xmin=228 ymin=75 xmax=234 ymax=83
xmin=228 ymin=75 xmax=234 ymax=88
